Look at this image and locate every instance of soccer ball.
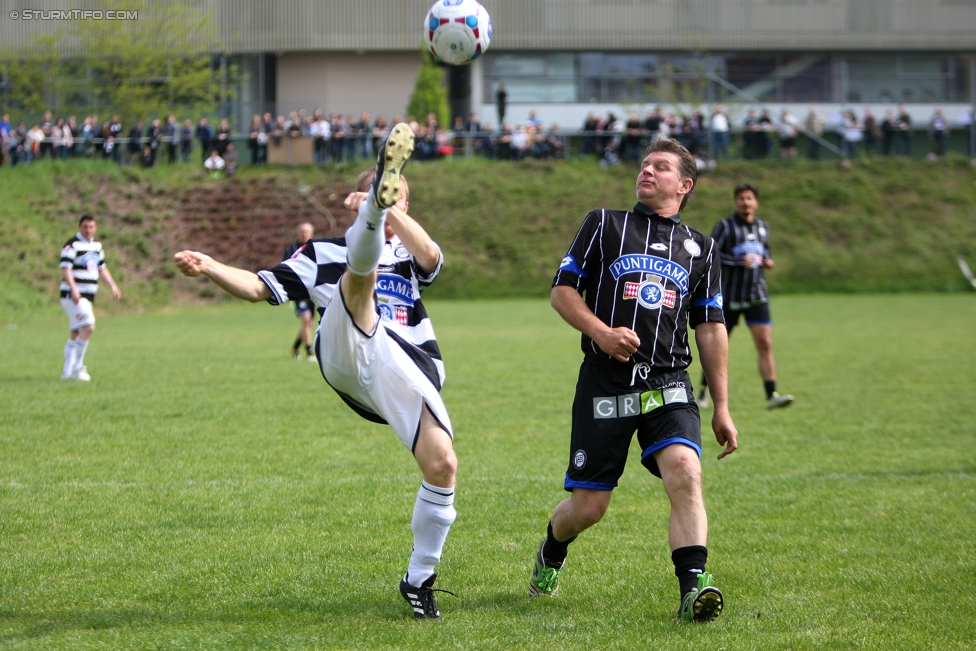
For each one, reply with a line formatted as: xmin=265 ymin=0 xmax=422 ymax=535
xmin=424 ymin=0 xmax=492 ymax=66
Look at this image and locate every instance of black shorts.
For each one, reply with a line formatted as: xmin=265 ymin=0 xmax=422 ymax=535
xmin=565 ymin=357 xmax=703 ymax=491
xmin=724 ymin=301 xmax=771 ymax=330
xmin=294 ymin=299 xmax=313 ymax=316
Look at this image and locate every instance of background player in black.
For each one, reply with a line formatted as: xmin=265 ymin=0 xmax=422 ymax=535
xmin=528 ymin=138 xmax=738 ymax=622
xmin=698 ymin=184 xmax=794 ymax=410
xmin=283 ymin=222 xmax=316 ymax=361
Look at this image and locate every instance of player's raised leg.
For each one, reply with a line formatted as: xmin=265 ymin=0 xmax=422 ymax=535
xmin=341 ymin=122 xmax=414 ymax=333
xmin=400 ymin=405 xmax=457 ymax=619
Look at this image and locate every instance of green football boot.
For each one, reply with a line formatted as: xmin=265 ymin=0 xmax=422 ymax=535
xmin=528 ymin=539 xmax=563 ymax=597
xmin=678 ymin=572 xmax=724 ymax=622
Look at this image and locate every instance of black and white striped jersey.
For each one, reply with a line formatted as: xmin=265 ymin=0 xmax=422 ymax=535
xmin=711 ymin=213 xmax=770 ymax=310
xmin=553 ymin=202 xmax=724 ymax=372
xmin=258 ymin=236 xmax=446 ymax=386
xmin=59 ymin=233 xmax=105 ymax=302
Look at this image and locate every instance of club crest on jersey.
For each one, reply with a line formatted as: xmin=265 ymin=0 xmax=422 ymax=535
xmin=608 ymin=254 xmax=689 ymax=295
xmin=623 ymin=274 xmax=676 ymax=308
xmin=378 ymin=303 xmax=409 ymax=324
xmin=393 ymin=243 xmax=411 ymax=261
xmin=684 ymin=239 xmax=701 ymax=257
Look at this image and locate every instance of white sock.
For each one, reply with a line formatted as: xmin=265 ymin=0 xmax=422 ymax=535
xmin=74 ymin=338 xmax=89 ymax=372
xmin=62 ymin=339 xmax=77 ymax=376
xmin=406 ymin=481 xmax=456 ymax=587
xmin=344 ymin=192 xmax=388 ymax=276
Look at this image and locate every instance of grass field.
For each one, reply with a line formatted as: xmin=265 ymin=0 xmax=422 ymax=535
xmin=1 ymin=295 xmax=974 ymax=650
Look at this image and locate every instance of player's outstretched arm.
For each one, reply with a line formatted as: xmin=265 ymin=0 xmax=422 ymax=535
xmin=173 ymin=251 xmax=272 ymax=302
xmin=695 ymin=321 xmax=739 ymax=459
xmin=387 ymin=205 xmax=440 ymax=274
xmin=551 ymin=286 xmax=640 ymax=363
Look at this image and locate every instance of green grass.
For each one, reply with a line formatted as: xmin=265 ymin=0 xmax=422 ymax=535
xmin=1 ymin=295 xmax=974 ymax=649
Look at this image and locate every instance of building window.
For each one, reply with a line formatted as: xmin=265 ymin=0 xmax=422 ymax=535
xmin=486 ymin=53 xmax=576 ymax=104
xmin=847 ymin=54 xmax=954 ymax=103
xmin=484 ymin=51 xmax=967 ymax=106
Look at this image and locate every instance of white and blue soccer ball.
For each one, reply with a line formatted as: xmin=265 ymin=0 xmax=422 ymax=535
xmin=424 ymin=0 xmax=492 ymax=66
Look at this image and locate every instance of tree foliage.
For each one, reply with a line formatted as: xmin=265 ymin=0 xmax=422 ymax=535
xmin=406 ymin=48 xmax=450 ymax=128
xmin=1 ymin=0 xmax=228 ymax=121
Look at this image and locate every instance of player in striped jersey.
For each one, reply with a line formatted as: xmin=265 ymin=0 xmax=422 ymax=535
xmin=174 ymin=124 xmax=457 ymax=620
xmin=59 ymin=214 xmax=122 ymax=381
xmin=697 ymin=184 xmax=794 ymax=410
xmin=283 ymin=222 xmax=317 ymax=361
xmin=528 ymin=139 xmax=737 ymax=623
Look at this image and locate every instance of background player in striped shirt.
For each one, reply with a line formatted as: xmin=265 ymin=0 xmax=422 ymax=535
xmin=173 ymin=124 xmax=458 ymax=620
xmin=698 ymin=184 xmax=794 ymax=410
xmin=59 ymin=214 xmax=122 ymax=381
xmin=283 ymin=222 xmax=317 ymax=361
xmin=528 ymin=139 xmax=737 ymax=623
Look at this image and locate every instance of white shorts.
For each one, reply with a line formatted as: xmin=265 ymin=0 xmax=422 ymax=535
xmin=316 ymin=285 xmax=453 ymax=452
xmin=61 ymin=297 xmax=95 ymax=331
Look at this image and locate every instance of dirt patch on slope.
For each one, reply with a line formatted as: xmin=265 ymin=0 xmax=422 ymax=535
xmin=46 ymin=172 xmax=356 ymax=305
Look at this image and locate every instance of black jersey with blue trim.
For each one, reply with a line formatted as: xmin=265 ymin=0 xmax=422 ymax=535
xmin=553 ymin=202 xmax=724 ymax=371
xmin=258 ymin=236 xmax=446 ymax=387
xmin=711 ymin=213 xmax=770 ymax=309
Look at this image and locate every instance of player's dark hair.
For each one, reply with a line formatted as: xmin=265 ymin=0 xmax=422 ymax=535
xmin=641 ymin=138 xmax=697 ymax=211
xmin=78 ymin=214 xmax=96 ymax=226
xmin=357 ymin=167 xmax=409 ymax=201
xmin=734 ymin=183 xmax=759 ymax=200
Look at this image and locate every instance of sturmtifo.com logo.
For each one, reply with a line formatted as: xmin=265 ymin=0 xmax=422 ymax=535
xmin=8 ymin=9 xmax=138 ymax=20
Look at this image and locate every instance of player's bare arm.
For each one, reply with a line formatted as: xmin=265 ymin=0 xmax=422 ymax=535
xmin=99 ymin=267 xmax=122 ymax=300
xmin=173 ymin=251 xmax=272 ymax=302
xmin=62 ymin=266 xmax=81 ymax=303
xmin=551 ymin=285 xmax=640 ymax=362
xmin=342 ymin=190 xmax=440 ymax=274
xmin=387 ymin=206 xmax=440 ymax=274
xmin=695 ymin=322 xmax=738 ymax=459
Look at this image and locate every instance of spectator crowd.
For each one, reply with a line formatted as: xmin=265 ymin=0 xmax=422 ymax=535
xmin=1 ymin=103 xmax=973 ymax=170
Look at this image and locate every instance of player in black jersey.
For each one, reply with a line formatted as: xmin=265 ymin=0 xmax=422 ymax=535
xmin=528 ymin=138 xmax=738 ymax=623
xmin=283 ymin=222 xmax=316 ymax=361
xmin=698 ymin=184 xmax=794 ymax=410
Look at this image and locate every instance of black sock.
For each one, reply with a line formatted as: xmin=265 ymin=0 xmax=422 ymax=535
xmin=541 ymin=521 xmax=576 ymax=569
xmin=700 ymin=373 xmax=708 ymax=389
xmin=672 ymin=545 xmax=708 ymax=599
xmin=764 ymin=380 xmax=776 ymax=399
xmin=293 ymin=337 xmax=302 ymax=351
xmin=306 ymin=344 xmax=313 ymax=355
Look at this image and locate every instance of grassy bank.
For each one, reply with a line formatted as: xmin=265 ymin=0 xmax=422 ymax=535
xmin=1 ymin=156 xmax=975 ymax=319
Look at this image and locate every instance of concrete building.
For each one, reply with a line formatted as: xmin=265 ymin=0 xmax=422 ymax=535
xmin=2 ymin=0 xmax=974 ymax=129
